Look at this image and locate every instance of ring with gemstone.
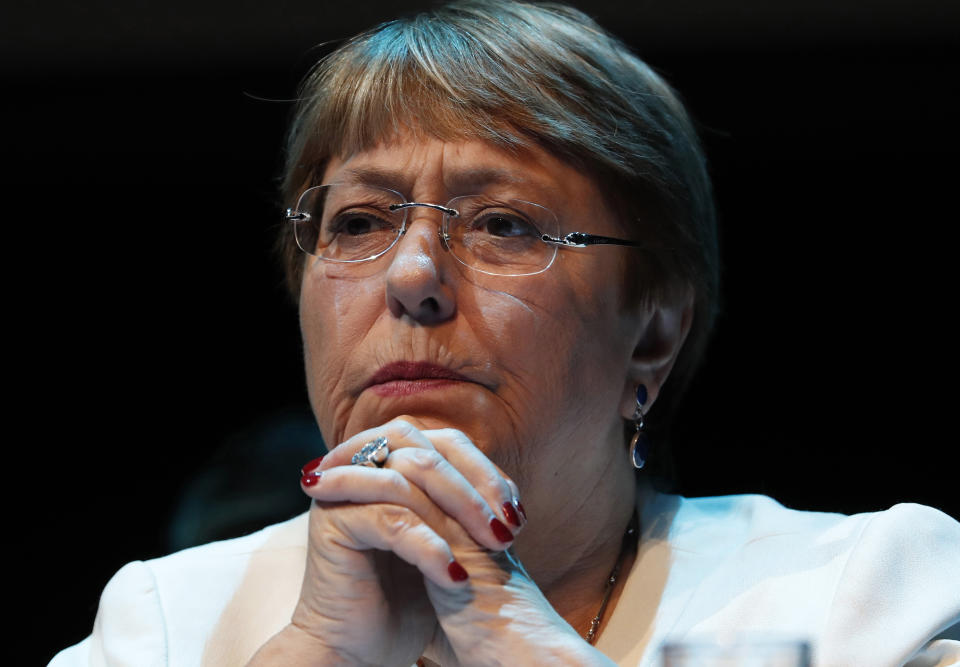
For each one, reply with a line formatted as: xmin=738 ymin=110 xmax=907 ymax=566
xmin=351 ymin=436 xmax=390 ymax=467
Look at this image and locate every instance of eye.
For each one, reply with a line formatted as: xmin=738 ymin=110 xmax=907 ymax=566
xmin=472 ymin=212 xmax=539 ymax=238
xmin=326 ymin=212 xmax=395 ymax=236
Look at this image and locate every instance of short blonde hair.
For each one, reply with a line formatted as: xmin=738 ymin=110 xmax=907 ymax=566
xmin=279 ymin=0 xmax=720 ymax=474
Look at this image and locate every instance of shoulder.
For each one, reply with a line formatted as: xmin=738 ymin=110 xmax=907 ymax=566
xmin=48 ymin=512 xmax=309 ymax=667
xmin=652 ymin=493 xmax=960 ymax=665
xmin=49 ymin=559 xmax=168 ymax=667
xmin=144 ymin=510 xmax=308 ymax=592
xmin=645 ymin=491 xmax=863 ymax=563
xmin=821 ymin=503 xmax=960 ymax=664
xmin=666 ymin=492 xmax=960 ymax=563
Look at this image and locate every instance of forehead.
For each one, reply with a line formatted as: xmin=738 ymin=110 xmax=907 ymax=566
xmin=320 ymin=134 xmax=599 ymax=209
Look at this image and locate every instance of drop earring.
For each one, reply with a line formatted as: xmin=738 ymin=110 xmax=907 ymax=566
xmin=629 ymin=384 xmax=648 ymax=470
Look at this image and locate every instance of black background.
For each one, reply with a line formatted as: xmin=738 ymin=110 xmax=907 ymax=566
xmin=5 ymin=0 xmax=958 ymax=663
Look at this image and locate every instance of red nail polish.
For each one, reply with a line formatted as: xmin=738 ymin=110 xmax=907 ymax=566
xmin=502 ymin=501 xmax=521 ymax=527
xmin=301 ymin=472 xmax=321 ymax=487
xmin=490 ymin=517 xmax=513 ymax=543
xmin=516 ymin=501 xmax=528 ymax=522
xmin=300 ymin=456 xmax=324 ymax=476
xmin=448 ymin=560 xmax=469 ymax=582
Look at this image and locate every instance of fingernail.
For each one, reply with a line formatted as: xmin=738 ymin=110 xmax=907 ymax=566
xmin=300 ymin=456 xmax=324 ymax=476
xmin=448 ymin=560 xmax=469 ymax=582
xmin=490 ymin=517 xmax=514 ymax=543
xmin=301 ymin=472 xmax=322 ymax=487
xmin=516 ymin=501 xmax=528 ymax=522
xmin=502 ymin=501 xmax=521 ymax=527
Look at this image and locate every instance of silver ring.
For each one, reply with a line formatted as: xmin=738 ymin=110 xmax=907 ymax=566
xmin=351 ymin=436 xmax=389 ymax=467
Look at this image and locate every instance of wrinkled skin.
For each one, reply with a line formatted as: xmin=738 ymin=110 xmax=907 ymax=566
xmin=249 ymin=133 xmax=692 ymax=666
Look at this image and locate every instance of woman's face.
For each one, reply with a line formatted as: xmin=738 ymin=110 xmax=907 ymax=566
xmin=299 ymin=132 xmax=660 ymax=508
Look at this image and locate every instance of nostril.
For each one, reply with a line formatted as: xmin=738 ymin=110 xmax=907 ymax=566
xmin=383 ymin=230 xmax=456 ymax=323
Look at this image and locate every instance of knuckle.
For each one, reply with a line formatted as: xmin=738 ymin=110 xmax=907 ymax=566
xmin=403 ymin=447 xmax=447 ymax=474
xmin=388 ymin=416 xmax=420 ymax=436
xmin=378 ymin=505 xmax=415 ymax=539
xmin=435 ymin=427 xmax=470 ymax=444
xmin=474 ymin=468 xmax=508 ymax=496
xmin=383 ymin=469 xmax=410 ymax=494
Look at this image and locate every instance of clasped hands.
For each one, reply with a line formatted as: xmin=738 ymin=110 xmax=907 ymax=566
xmin=248 ymin=417 xmax=611 ymax=667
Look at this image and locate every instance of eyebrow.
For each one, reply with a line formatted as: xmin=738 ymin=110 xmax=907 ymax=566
xmin=332 ymin=167 xmax=407 ymax=190
xmin=444 ymin=167 xmax=525 ymax=191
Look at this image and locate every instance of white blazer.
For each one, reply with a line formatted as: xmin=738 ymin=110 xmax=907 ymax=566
xmin=51 ymin=488 xmax=960 ymax=666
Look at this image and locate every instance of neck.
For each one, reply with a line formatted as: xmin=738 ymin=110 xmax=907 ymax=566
xmin=511 ymin=443 xmax=639 ymax=640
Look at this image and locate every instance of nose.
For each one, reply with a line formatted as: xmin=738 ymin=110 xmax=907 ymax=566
xmin=384 ymin=214 xmax=456 ymax=324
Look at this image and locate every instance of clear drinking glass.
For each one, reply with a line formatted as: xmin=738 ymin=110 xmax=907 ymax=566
xmin=660 ymin=640 xmax=812 ymax=667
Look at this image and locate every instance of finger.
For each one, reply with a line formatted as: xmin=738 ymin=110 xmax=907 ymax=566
xmin=305 ymin=418 xmax=522 ymax=543
xmin=505 ymin=477 xmax=528 ymax=522
xmin=303 ymin=452 xmax=513 ymax=551
xmin=315 ymin=418 xmax=430 ymax=471
xmin=388 ymin=447 xmax=518 ymax=549
xmin=422 ymin=427 xmax=525 ymax=532
xmin=315 ymin=501 xmax=471 ymax=588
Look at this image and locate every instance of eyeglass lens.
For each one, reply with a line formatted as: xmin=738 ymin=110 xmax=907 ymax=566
xmin=292 ymin=183 xmax=561 ymax=276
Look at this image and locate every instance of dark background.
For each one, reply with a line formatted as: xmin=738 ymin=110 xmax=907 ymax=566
xmin=5 ymin=0 xmax=958 ymax=663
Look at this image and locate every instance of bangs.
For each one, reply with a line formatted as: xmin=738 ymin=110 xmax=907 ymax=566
xmin=321 ymin=20 xmax=540 ymax=157
xmin=283 ymin=5 xmax=634 ymax=200
xmin=285 ymin=19 xmax=538 ymax=196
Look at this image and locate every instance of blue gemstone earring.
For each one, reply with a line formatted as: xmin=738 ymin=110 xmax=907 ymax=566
xmin=630 ymin=384 xmax=649 ymax=470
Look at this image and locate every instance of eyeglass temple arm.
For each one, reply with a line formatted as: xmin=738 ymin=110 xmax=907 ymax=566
xmin=541 ymin=232 xmax=644 ymax=248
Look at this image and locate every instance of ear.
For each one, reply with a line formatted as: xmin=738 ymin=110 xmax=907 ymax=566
xmin=619 ymin=288 xmax=695 ymax=419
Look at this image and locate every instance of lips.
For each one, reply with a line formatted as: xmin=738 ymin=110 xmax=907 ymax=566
xmin=365 ymin=361 xmax=473 ymax=396
xmin=368 ymin=361 xmax=470 ymax=385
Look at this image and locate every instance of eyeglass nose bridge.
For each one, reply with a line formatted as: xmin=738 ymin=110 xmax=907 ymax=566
xmin=388 ymin=201 xmax=460 ymax=250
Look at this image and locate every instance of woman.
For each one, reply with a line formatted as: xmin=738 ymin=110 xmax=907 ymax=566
xmin=52 ymin=1 xmax=960 ymax=665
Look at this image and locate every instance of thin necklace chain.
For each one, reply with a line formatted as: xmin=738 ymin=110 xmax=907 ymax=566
xmin=585 ymin=510 xmax=639 ymax=645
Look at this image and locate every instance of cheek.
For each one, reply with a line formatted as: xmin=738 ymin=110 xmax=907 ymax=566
xmin=302 ymin=266 xmax=383 ymax=346
xmin=467 ymin=279 xmax=630 ymax=490
xmin=490 ymin=261 xmax=631 ymax=403
xmin=300 ymin=270 xmax=383 ymax=416
xmin=472 ymin=279 xmax=610 ymax=406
